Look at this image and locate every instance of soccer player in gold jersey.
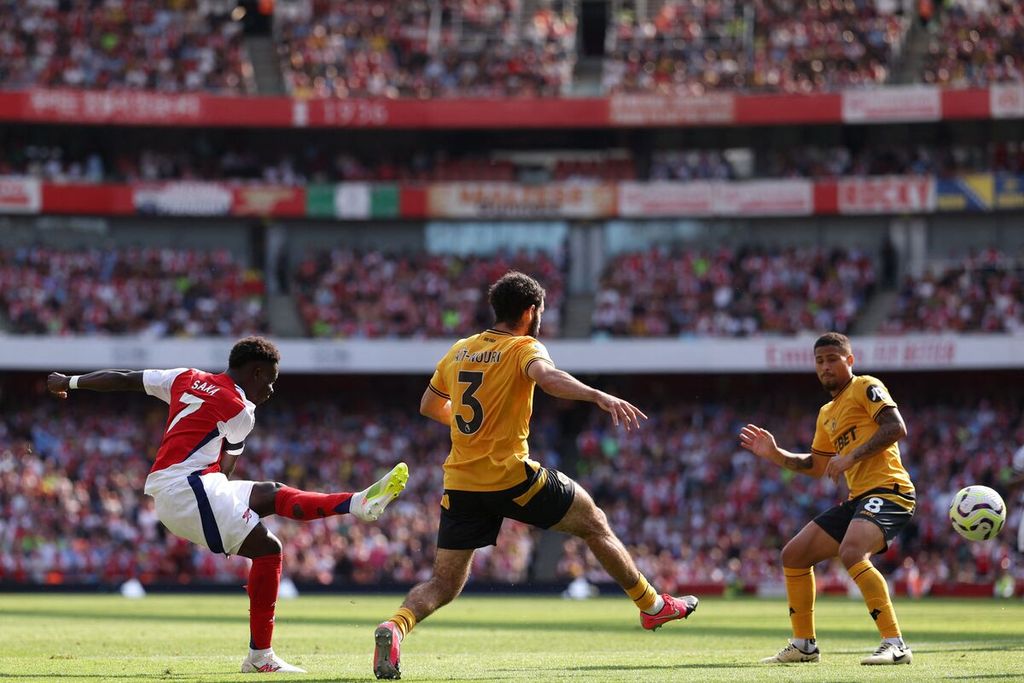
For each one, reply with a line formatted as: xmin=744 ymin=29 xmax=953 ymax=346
xmin=372 ymin=271 xmax=698 ymax=680
xmin=739 ymin=332 xmax=915 ymax=666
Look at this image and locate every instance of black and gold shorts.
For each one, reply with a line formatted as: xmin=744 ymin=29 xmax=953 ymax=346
xmin=437 ymin=463 xmax=576 ymax=550
xmin=814 ymin=486 xmax=916 ymax=552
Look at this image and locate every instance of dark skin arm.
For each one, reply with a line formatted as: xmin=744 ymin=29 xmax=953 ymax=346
xmin=824 ymin=406 xmax=907 ymax=482
xmin=47 ymin=370 xmax=145 ymax=399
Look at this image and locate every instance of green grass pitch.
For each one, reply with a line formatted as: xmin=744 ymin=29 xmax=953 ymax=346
xmin=2 ymin=593 xmax=1022 ymax=681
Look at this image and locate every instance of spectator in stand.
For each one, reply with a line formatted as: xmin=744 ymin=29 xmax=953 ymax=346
xmin=922 ymin=0 xmax=1024 ymax=87
xmin=277 ymin=0 xmax=576 ymax=99
xmin=603 ymin=0 xmax=909 ymax=95
xmin=880 ymin=249 xmax=1024 ymax=334
xmin=0 ymin=0 xmax=254 ymax=93
xmin=592 ymin=245 xmax=876 ymax=337
xmin=292 ymin=248 xmax=565 ymax=338
xmin=0 ymin=247 xmax=267 ymax=337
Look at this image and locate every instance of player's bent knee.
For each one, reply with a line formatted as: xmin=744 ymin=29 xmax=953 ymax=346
xmin=838 ymin=544 xmax=870 ymax=568
xmin=781 ymin=540 xmax=809 ymax=568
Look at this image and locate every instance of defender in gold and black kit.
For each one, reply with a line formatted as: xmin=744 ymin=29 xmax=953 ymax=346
xmin=372 ymin=271 xmax=698 ymax=680
xmin=739 ymin=332 xmax=915 ymax=667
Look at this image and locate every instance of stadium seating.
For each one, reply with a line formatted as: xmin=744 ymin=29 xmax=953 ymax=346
xmin=603 ymin=0 xmax=910 ymax=94
xmin=0 ymin=247 xmax=267 ymax=336
xmin=292 ymin=249 xmax=565 ymax=338
xmin=276 ymin=0 xmax=577 ymax=98
xmin=880 ymin=250 xmax=1024 ymax=334
xmin=921 ymin=0 xmax=1024 ymax=87
xmin=591 ymin=246 xmax=877 ymax=337
xmin=0 ymin=0 xmax=254 ymax=93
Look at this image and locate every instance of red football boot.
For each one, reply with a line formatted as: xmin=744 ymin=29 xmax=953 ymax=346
xmin=373 ymin=621 xmax=402 ymax=680
xmin=640 ymin=594 xmax=699 ymax=631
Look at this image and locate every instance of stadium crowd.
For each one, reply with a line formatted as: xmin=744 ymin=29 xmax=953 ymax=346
xmin=557 ymin=395 xmax=1024 ymax=592
xmin=591 ymin=246 xmax=877 ymax=337
xmin=292 ymin=248 xmax=565 ymax=338
xmin=7 ymin=137 xmax=1024 ymax=184
xmin=921 ymin=0 xmax=1024 ymax=87
xmin=0 ymin=0 xmax=253 ymax=93
xmin=276 ymin=0 xmax=576 ymax=99
xmin=603 ymin=0 xmax=910 ymax=95
xmin=2 ymin=390 xmax=1018 ymax=592
xmin=0 ymin=247 xmax=266 ymax=337
xmin=880 ymin=250 xmax=1024 ymax=334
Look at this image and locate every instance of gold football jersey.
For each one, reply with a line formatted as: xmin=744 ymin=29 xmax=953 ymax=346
xmin=811 ymin=375 xmax=914 ymax=501
xmin=429 ymin=329 xmax=552 ymax=491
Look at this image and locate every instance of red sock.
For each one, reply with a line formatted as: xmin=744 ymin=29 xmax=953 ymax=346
xmin=274 ymin=486 xmax=353 ymax=520
xmin=247 ymin=554 xmax=282 ymax=650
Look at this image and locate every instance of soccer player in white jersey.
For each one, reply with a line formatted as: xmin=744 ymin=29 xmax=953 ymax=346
xmin=47 ymin=336 xmax=409 ymax=674
xmin=1011 ymin=444 xmax=1024 ymax=554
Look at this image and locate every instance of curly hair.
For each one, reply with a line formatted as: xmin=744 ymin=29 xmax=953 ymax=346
xmin=813 ymin=331 xmax=852 ymax=354
xmin=488 ymin=271 xmax=546 ymax=325
xmin=229 ymin=336 xmax=281 ymax=369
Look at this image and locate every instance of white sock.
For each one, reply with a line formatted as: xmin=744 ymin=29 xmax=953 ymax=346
xmin=250 ymin=646 xmax=272 ymax=656
xmin=883 ymin=636 xmax=905 ymax=648
xmin=792 ymin=638 xmax=816 ymax=653
xmin=641 ymin=594 xmax=665 ymax=615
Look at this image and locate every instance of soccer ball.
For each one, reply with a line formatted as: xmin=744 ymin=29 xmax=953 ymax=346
xmin=949 ymin=486 xmax=1006 ymax=541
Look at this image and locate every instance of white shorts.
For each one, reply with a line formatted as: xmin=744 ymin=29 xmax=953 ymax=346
xmin=150 ymin=472 xmax=260 ymax=556
xmin=1018 ymin=508 xmax=1024 ymax=554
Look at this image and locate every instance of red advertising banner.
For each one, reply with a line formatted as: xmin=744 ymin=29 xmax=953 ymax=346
xmin=427 ymin=183 xmax=616 ymax=218
xmin=0 ymin=87 xmax=1006 ymax=129
xmin=837 ymin=177 xmax=936 ymax=214
xmin=40 ymin=183 xmax=133 ymax=215
xmin=608 ymin=93 xmax=735 ymax=126
xmin=0 ymin=177 xmax=41 ymax=214
xmin=231 ymin=185 xmax=305 ymax=217
xmin=842 ymin=86 xmax=942 ymax=123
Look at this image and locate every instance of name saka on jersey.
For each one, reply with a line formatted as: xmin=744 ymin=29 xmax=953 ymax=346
xmin=142 ymin=367 xmax=256 ymax=495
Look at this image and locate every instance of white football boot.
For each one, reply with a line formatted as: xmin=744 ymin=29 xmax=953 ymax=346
xmin=760 ymin=641 xmax=820 ymax=664
xmin=241 ymin=648 xmax=307 ymax=673
xmin=351 ymin=463 xmax=409 ymax=522
xmin=861 ymin=640 xmax=912 ymax=665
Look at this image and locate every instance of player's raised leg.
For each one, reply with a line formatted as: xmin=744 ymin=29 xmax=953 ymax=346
xmin=550 ymin=484 xmax=697 ymax=630
xmin=761 ymin=521 xmax=838 ymax=663
xmin=237 ymin=525 xmax=306 ymax=674
xmin=248 ymin=462 xmax=408 ymax=523
xmin=840 ymin=519 xmax=912 ymax=665
xmin=374 ymin=548 xmax=475 ymax=680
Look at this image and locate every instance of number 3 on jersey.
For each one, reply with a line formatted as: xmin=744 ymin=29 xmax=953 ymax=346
xmin=456 ymin=371 xmax=484 ymax=434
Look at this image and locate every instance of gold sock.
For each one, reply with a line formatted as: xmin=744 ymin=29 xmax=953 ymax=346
xmin=848 ymin=559 xmax=901 ymax=639
xmin=389 ymin=607 xmax=417 ymax=638
xmin=783 ymin=566 xmax=816 ymax=639
xmin=625 ymin=574 xmax=659 ymax=612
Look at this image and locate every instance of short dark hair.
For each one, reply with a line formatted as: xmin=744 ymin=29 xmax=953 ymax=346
xmin=488 ymin=271 xmax=545 ymax=325
xmin=229 ymin=336 xmax=281 ymax=369
xmin=814 ymin=332 xmax=852 ymax=354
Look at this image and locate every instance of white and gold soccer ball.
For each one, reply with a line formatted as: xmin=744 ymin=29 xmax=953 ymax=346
xmin=949 ymin=486 xmax=1006 ymax=541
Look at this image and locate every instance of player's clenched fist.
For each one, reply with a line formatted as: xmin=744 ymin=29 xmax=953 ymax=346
xmin=47 ymin=372 xmax=70 ymax=399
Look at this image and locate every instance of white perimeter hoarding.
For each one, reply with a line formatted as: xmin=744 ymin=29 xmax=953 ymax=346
xmin=4 ymin=335 xmax=1022 ymax=373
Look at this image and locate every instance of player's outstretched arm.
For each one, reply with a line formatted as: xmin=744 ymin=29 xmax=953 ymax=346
xmin=738 ymin=424 xmax=827 ymax=477
xmin=47 ymin=370 xmax=145 ymax=399
xmin=527 ymin=361 xmax=647 ymax=431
